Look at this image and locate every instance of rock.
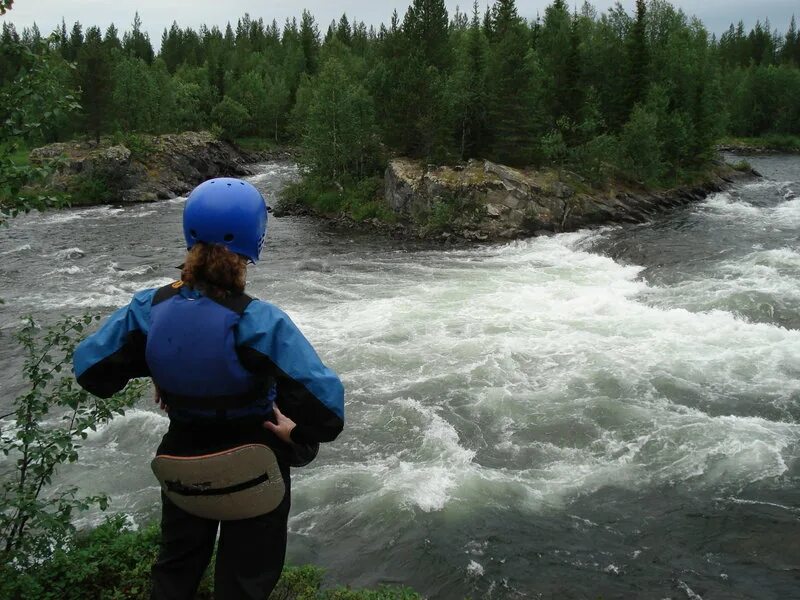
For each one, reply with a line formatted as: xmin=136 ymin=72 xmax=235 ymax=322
xmin=485 ymin=203 xmax=504 ymax=218
xmin=30 ymin=143 xmax=72 ymax=163
xmin=383 ymin=156 xmax=758 ymax=243
xmin=31 ymin=131 xmax=255 ymax=204
xmin=552 ymin=181 xmax=574 ymax=199
xmin=385 ymin=158 xmax=424 ymax=214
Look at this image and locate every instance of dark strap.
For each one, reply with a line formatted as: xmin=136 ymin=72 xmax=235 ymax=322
xmin=164 ymin=472 xmax=270 ymax=496
xmin=152 ymin=281 xmax=184 ymax=306
xmin=152 ymin=281 xmax=254 ymax=315
xmin=159 ymin=384 xmax=270 ymax=410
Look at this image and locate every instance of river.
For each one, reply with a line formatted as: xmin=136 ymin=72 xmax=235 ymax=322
xmin=0 ymin=156 xmax=798 ymax=599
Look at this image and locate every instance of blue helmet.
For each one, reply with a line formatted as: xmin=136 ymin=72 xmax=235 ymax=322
xmin=183 ymin=178 xmax=268 ymax=263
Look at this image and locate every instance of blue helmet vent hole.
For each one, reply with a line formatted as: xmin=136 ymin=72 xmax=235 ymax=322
xmin=227 ymin=183 xmax=232 ymax=187
xmin=224 ymin=233 xmax=234 ymax=242
xmin=190 ymin=229 xmax=198 ymax=238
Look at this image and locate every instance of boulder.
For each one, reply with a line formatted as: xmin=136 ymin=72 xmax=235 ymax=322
xmin=383 ymin=157 xmax=757 ymax=242
xmin=30 ymin=131 xmax=255 ymax=204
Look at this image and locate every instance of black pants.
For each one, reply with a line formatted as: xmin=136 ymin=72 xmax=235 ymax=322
xmin=150 ymin=482 xmax=291 ymax=600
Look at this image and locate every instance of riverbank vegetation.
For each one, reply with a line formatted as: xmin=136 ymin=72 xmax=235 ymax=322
xmin=2 ymin=2 xmax=799 ymax=197
xmin=1 ymin=516 xmax=420 ymax=599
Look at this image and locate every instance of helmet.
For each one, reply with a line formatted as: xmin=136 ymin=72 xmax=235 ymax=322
xmin=183 ymin=178 xmax=268 ymax=263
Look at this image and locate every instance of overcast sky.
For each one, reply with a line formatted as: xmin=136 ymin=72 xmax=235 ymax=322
xmin=3 ymin=1 xmax=797 ymax=48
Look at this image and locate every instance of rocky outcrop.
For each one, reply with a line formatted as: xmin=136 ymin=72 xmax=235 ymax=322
xmin=30 ymin=131 xmax=254 ymax=203
xmin=384 ymin=158 xmax=758 ymax=241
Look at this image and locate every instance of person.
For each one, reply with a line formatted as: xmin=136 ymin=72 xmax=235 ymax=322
xmin=73 ymin=177 xmax=345 ymax=600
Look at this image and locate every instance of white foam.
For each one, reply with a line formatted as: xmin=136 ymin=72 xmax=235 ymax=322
xmin=644 ymin=246 xmax=800 ymax=317
xmin=281 ymin=230 xmax=800 ymax=515
xmin=466 ymin=560 xmax=485 ymax=577
xmin=0 ymin=243 xmax=32 ymax=256
xmin=38 ymin=206 xmax=124 ymax=225
xmin=49 ymin=247 xmax=86 ymax=260
xmin=43 ymin=265 xmax=84 ymax=276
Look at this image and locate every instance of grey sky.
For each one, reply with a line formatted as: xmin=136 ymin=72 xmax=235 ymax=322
xmin=2 ymin=1 xmax=797 ymax=48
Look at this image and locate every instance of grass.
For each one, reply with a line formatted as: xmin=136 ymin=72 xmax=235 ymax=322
xmin=279 ymin=176 xmax=397 ymax=224
xmin=0 ymin=516 xmax=421 ymax=600
xmin=720 ymin=134 xmax=800 ymax=153
xmin=7 ymin=144 xmax=31 ymax=166
xmin=234 ymin=136 xmax=283 ymax=153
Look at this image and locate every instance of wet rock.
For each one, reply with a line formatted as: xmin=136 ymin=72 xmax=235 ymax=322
xmin=31 ymin=131 xmax=255 ymax=204
xmin=383 ymin=157 xmax=758 ymax=242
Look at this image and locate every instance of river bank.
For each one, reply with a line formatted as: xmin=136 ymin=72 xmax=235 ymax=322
xmin=717 ymin=135 xmax=800 ymax=155
xmin=278 ymin=157 xmax=759 ymax=243
xmin=28 ymin=133 xmax=759 ymax=244
xmin=29 ymin=131 xmax=273 ymax=205
xmin=0 ymin=516 xmax=419 ymax=599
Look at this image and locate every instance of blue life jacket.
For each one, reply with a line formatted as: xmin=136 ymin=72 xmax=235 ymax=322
xmin=146 ymin=283 xmax=274 ymax=422
xmin=74 ymin=281 xmax=344 ymax=445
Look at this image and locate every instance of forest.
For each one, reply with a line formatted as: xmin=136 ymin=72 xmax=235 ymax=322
xmin=1 ymin=0 xmax=800 ymax=189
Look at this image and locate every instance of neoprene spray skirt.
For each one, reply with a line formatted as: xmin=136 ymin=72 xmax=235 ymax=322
xmin=151 ymin=444 xmax=285 ymax=520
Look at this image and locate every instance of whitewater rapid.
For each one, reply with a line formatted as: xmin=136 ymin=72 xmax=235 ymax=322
xmin=1 ymin=158 xmax=798 ymax=598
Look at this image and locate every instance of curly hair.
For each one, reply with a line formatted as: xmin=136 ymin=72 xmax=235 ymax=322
xmin=181 ymin=243 xmax=247 ymax=300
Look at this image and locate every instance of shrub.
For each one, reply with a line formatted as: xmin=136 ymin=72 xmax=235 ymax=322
xmin=68 ymin=173 xmax=113 ymax=205
xmin=0 ymin=315 xmax=145 ymax=569
xmin=0 ymin=516 xmax=420 ymax=600
xmin=211 ymin=96 xmax=251 ymax=141
xmin=111 ymin=132 xmax=156 ymax=162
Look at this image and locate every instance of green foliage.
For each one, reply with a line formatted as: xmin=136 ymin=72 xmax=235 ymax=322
xmin=110 ymin=57 xmax=160 ymax=132
xmin=0 ymin=36 xmax=80 ymax=224
xmin=415 ymin=193 xmax=483 ymax=236
xmin=68 ymin=173 xmax=113 ymax=205
xmin=0 ymin=516 xmax=161 ymax=600
xmin=110 ymin=131 xmax=156 ymax=162
xmin=723 ymin=134 xmax=800 ymax=153
xmin=297 ymin=51 xmax=381 ymax=183
xmin=0 ymin=315 xmax=146 ymax=567
xmin=211 ymin=96 xmax=251 ymax=141
xmin=620 ymin=101 xmax=665 ymax=184
xmin=0 ymin=516 xmax=420 ymax=600
xmin=234 ymin=136 xmax=281 ymax=152
xmin=279 ymin=176 xmax=395 ymax=223
xmin=3 ymin=1 xmax=800 ymax=195
xmin=730 ymin=159 xmax=752 ymax=172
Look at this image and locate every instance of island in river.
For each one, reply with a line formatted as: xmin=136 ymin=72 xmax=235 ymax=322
xmin=29 ymin=130 xmax=758 ymax=243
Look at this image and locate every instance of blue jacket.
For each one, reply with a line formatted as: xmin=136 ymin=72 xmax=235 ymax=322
xmin=73 ymin=282 xmax=344 ymax=446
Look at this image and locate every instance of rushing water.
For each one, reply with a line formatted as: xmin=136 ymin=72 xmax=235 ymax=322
xmin=1 ymin=157 xmax=798 ymax=599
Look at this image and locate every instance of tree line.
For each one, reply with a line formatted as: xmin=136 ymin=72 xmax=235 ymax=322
xmin=2 ymin=0 xmax=799 ymax=187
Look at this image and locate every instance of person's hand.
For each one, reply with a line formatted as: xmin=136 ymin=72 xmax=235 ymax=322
xmin=154 ymin=385 xmax=168 ymax=412
xmin=263 ymin=405 xmax=296 ymax=444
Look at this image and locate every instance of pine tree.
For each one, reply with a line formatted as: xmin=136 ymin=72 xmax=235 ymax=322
xmin=104 ymin=24 xmax=121 ymax=51
xmin=625 ymin=0 xmax=649 ymax=114
xmin=123 ymin=12 xmax=154 ymax=64
xmin=450 ymin=1 xmax=489 ymax=158
xmin=486 ymin=0 xmax=535 ymax=164
xmin=58 ymin=19 xmax=68 ymax=57
xmin=161 ymin=22 xmax=183 ymax=73
xmin=300 ymin=10 xmax=320 ymax=74
xmin=66 ymin=21 xmax=83 ymax=62
xmin=78 ymin=26 xmax=112 ymax=142
xmin=538 ymin=0 xmax=572 ymax=123
xmin=403 ymin=0 xmax=451 ymax=69
xmin=336 ymin=14 xmax=352 ymax=46
xmin=783 ymin=15 xmax=799 ymax=65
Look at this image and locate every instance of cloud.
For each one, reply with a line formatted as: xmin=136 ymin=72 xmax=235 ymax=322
xmin=2 ymin=0 xmax=796 ymax=48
